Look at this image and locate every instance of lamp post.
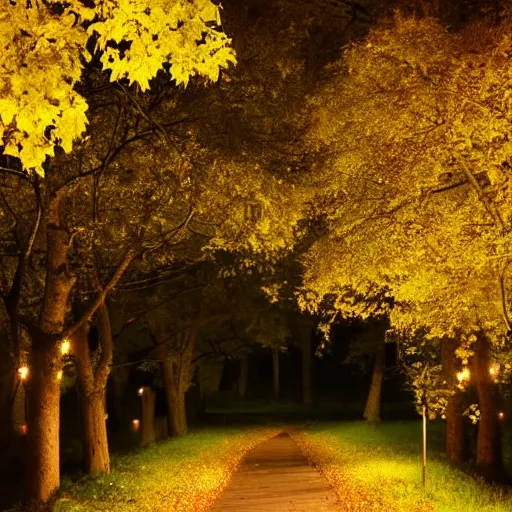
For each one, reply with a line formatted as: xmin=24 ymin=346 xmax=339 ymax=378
xmin=418 ymin=363 xmax=429 ymax=487
xmin=422 ymin=399 xmax=427 ymax=486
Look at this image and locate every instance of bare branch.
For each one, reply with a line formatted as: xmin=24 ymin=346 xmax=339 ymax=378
xmin=62 ymin=249 xmax=136 ymax=341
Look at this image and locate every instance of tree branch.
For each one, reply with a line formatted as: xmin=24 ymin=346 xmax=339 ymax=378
xmin=61 ymin=249 xmax=136 ymax=341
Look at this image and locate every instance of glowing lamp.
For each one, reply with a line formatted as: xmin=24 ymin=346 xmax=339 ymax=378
xmin=20 ymin=424 xmax=28 ymax=435
xmin=499 ymin=411 xmax=505 ymax=420
xmin=18 ymin=366 xmax=29 ymax=381
xmin=138 ymin=387 xmax=144 ymax=396
xmin=61 ymin=340 xmax=71 ymax=355
xmin=132 ymin=419 xmax=140 ymax=432
xmin=456 ymin=368 xmax=470 ymax=382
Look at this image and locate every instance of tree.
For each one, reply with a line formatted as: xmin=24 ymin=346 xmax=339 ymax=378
xmin=300 ymin=10 xmax=512 ymax=480
xmin=0 ymin=0 xmax=236 ymax=502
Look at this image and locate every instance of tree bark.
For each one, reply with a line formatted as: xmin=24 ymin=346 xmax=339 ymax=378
xmin=140 ymin=387 xmax=156 ymax=447
xmin=238 ymin=353 xmax=249 ymax=399
xmin=472 ymin=333 xmax=506 ymax=481
xmin=301 ymin=332 xmax=313 ymax=406
xmin=363 ymin=337 xmax=385 ymax=424
xmin=290 ymin=316 xmax=314 ymax=405
xmin=441 ymin=338 xmax=465 ymax=465
xmin=158 ymin=326 xmax=197 ymax=437
xmin=73 ymin=301 xmax=112 ymax=474
xmin=0 ymin=322 xmax=16 ymax=463
xmin=0 ymin=362 xmax=16 ymax=471
xmin=272 ymin=348 xmax=280 ymax=401
xmin=26 ymin=336 xmax=63 ymax=503
xmin=26 ymin=191 xmax=74 ymax=503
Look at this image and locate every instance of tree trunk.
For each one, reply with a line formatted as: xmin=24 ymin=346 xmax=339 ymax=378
xmin=159 ymin=344 xmax=182 ymax=437
xmin=0 ymin=322 xmax=16 ymax=459
xmin=272 ymin=348 xmax=280 ymax=401
xmin=140 ymin=387 xmax=156 ymax=447
xmin=363 ymin=338 xmax=385 ymax=424
xmin=74 ymin=311 xmax=111 ymax=474
xmin=472 ymin=333 xmax=505 ymax=481
xmin=0 ymin=364 xmax=16 ymax=471
xmin=158 ymin=328 xmax=196 ymax=437
xmin=26 ymin=192 xmax=74 ymax=503
xmin=290 ymin=316 xmax=314 ymax=405
xmin=441 ymin=338 xmax=465 ymax=465
xmin=26 ymin=337 xmax=62 ymax=503
xmin=301 ymin=333 xmax=313 ymax=406
xmin=238 ymin=353 xmax=249 ymax=399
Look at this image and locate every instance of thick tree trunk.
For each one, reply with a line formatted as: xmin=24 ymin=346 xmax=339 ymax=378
xmin=74 ymin=314 xmax=110 ymax=474
xmin=238 ymin=353 xmax=249 ymax=399
xmin=159 ymin=345 xmax=182 ymax=437
xmin=140 ymin=387 xmax=156 ymax=447
xmin=26 ymin=192 xmax=74 ymax=503
xmin=441 ymin=339 xmax=465 ymax=465
xmin=0 ymin=363 xmax=16 ymax=471
xmin=26 ymin=337 xmax=62 ymax=503
xmin=0 ymin=324 xmax=16 ymax=456
xmin=363 ymin=338 xmax=385 ymax=424
xmin=472 ymin=333 xmax=505 ymax=481
xmin=80 ymin=393 xmax=110 ymax=473
xmin=158 ymin=328 xmax=196 ymax=437
xmin=290 ymin=316 xmax=314 ymax=405
xmin=272 ymin=348 xmax=280 ymax=401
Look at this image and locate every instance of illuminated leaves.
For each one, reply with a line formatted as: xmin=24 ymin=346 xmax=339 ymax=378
xmin=87 ymin=0 xmax=236 ymax=90
xmin=301 ymin=13 xmax=512 ymax=344
xmin=0 ymin=0 xmax=235 ymax=174
xmin=56 ymin=428 xmax=279 ymax=511
xmin=0 ymin=3 xmax=89 ymax=175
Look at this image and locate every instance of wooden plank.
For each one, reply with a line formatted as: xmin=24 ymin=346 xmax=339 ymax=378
xmin=211 ymin=432 xmax=342 ymax=511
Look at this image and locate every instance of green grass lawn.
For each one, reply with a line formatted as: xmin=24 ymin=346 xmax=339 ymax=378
xmin=51 ymin=426 xmax=278 ymax=512
xmin=292 ymin=421 xmax=512 ymax=512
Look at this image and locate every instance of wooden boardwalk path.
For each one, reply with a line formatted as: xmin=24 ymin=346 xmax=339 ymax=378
xmin=211 ymin=432 xmax=343 ymax=511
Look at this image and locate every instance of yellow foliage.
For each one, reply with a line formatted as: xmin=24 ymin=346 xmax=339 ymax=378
xmin=301 ymin=14 xmax=512 ymax=344
xmin=0 ymin=0 xmax=235 ymax=174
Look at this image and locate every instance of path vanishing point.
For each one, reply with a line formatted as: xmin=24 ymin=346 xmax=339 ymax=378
xmin=211 ymin=432 xmax=343 ymax=512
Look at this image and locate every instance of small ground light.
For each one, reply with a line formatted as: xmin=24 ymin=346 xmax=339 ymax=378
xmin=499 ymin=411 xmax=505 ymax=420
xmin=132 ymin=419 xmax=140 ymax=432
xmin=138 ymin=387 xmax=144 ymax=396
xmin=20 ymin=424 xmax=27 ymax=435
xmin=18 ymin=366 xmax=29 ymax=381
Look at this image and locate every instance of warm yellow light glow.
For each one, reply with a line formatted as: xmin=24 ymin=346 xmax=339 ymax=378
xmin=61 ymin=340 xmax=71 ymax=355
xmin=456 ymin=368 xmax=470 ymax=382
xmin=489 ymin=363 xmax=500 ymax=378
xmin=20 ymin=424 xmax=27 ymax=435
xmin=132 ymin=419 xmax=140 ymax=432
xmin=499 ymin=411 xmax=505 ymax=420
xmin=18 ymin=366 xmax=29 ymax=381
xmin=57 ymin=370 xmax=63 ymax=381
xmin=138 ymin=387 xmax=144 ymax=396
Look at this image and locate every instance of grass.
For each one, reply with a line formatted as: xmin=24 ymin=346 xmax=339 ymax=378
xmin=292 ymin=421 xmax=512 ymax=512
xmin=51 ymin=426 xmax=279 ymax=512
